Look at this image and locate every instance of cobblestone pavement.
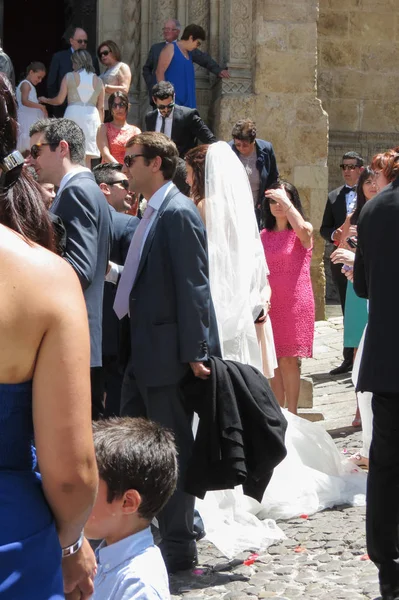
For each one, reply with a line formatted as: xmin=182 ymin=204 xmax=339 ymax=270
xmin=169 ymin=316 xmax=380 ymax=600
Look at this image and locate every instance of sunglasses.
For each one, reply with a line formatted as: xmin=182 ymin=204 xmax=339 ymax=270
xmin=157 ymin=101 xmax=175 ymax=110
xmin=107 ymin=179 xmax=129 ymax=190
xmin=340 ymin=164 xmax=358 ymax=171
xmin=111 ymin=102 xmax=127 ymax=110
xmin=124 ymin=154 xmax=147 ymax=168
xmin=76 ymin=39 xmax=88 ymax=44
xmin=99 ymin=50 xmax=110 ymax=57
xmin=30 ymin=142 xmax=57 ymax=159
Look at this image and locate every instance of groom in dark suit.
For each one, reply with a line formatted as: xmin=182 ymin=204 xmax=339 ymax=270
xmin=47 ymin=27 xmax=100 ymax=117
xmin=145 ymin=81 xmax=216 ymax=157
xmin=115 ymin=131 xmax=219 ymax=573
xmin=354 ymin=171 xmax=399 ymax=600
xmin=29 ymin=118 xmax=111 ymax=420
xmin=320 ymin=151 xmax=364 ymax=374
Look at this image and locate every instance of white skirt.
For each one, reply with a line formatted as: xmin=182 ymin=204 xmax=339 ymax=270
xmin=17 ymin=107 xmax=43 ymax=153
xmin=64 ymin=104 xmax=100 ymax=157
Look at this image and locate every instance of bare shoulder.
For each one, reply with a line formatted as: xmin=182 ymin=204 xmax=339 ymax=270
xmin=20 ymin=81 xmax=31 ymax=91
xmin=161 ymin=43 xmax=174 ymax=57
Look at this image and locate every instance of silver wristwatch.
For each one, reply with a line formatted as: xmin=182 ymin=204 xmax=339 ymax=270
xmin=62 ymin=531 xmax=84 ymax=558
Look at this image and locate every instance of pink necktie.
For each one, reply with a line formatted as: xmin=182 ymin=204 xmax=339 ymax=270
xmin=113 ymin=205 xmax=155 ymax=319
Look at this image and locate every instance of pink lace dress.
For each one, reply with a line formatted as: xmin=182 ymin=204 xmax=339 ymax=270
xmin=104 ymin=122 xmax=141 ymax=164
xmin=260 ymin=228 xmax=314 ymax=358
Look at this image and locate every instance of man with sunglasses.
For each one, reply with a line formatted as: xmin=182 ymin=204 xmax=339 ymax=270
xmin=145 ymin=81 xmax=216 ymax=158
xmin=143 ymin=19 xmax=229 ymax=102
xmin=93 ymin=163 xmax=139 ymax=418
xmin=47 ymin=26 xmax=100 ymax=118
xmin=115 ymin=132 xmax=220 ymax=574
xmin=320 ymin=151 xmax=364 ymax=375
xmin=29 ymin=118 xmax=111 ymax=420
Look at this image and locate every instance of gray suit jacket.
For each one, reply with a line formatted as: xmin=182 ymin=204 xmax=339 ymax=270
xmin=126 ymin=184 xmax=220 ymax=387
xmin=142 ymin=41 xmax=223 ymax=95
xmin=50 ymin=171 xmax=111 ymax=367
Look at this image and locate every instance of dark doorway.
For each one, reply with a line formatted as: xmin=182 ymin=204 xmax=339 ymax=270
xmin=1 ymin=0 xmax=97 ymax=94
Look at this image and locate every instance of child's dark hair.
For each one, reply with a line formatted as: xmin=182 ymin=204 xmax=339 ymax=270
xmin=262 ymin=179 xmax=305 ymax=231
xmin=26 ymin=62 xmax=46 ymax=76
xmin=92 ymin=417 xmax=178 ymax=521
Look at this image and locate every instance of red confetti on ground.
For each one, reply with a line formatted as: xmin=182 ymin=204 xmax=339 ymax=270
xmin=360 ymin=554 xmax=370 ymax=561
xmin=248 ymin=553 xmax=259 ymax=560
xmin=193 ymin=568 xmax=205 ymax=575
xmin=300 ymin=514 xmax=308 ymax=519
xmin=243 ymin=558 xmax=256 ymax=566
xmin=294 ymin=546 xmax=307 ymax=553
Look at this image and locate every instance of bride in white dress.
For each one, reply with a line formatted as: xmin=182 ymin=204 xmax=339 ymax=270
xmin=185 ymin=142 xmax=367 ymax=558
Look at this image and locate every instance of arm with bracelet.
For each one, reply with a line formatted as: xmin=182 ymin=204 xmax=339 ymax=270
xmin=264 ymin=185 xmax=313 ymax=248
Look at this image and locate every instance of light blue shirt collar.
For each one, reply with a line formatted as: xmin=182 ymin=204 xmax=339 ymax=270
xmin=96 ymin=527 xmax=154 ymax=573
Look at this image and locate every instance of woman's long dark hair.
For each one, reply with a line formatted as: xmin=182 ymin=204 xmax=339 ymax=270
xmin=262 ymin=179 xmax=305 ymax=231
xmin=185 ymin=145 xmax=209 ymax=204
xmin=350 ymin=166 xmax=374 ymax=225
xmin=0 ymin=73 xmax=55 ymax=251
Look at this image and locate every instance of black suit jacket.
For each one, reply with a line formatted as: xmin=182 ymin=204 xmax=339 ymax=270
xmin=354 ymin=178 xmax=399 ymax=393
xmin=320 ymin=185 xmax=348 ymax=243
xmin=181 ymin=356 xmax=287 ymax=501
xmin=47 ymin=48 xmax=100 ymax=117
xmin=125 ymin=184 xmax=220 ymax=387
xmin=145 ymin=105 xmax=216 ymax=157
xmin=103 ymin=208 xmax=139 ymax=357
xmin=50 ymin=171 xmax=111 ymax=367
xmin=142 ymin=41 xmax=223 ymax=95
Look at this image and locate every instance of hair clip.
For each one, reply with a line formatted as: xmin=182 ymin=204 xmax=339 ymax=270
xmin=0 ymin=150 xmax=24 ymax=173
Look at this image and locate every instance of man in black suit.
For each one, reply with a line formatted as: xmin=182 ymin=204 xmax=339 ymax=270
xmin=145 ymin=81 xmax=216 ymax=157
xmin=93 ymin=163 xmax=139 ymax=418
xmin=114 ymin=132 xmax=220 ymax=573
xmin=47 ymin=27 xmax=100 ymax=117
xmin=320 ymin=151 xmax=364 ymax=374
xmin=29 ymin=118 xmax=111 ymax=420
xmin=142 ymin=18 xmax=230 ymax=99
xmin=354 ymin=171 xmax=399 ymax=600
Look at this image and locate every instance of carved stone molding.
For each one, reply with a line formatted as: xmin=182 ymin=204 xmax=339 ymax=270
xmin=121 ymin=0 xmax=141 ymax=118
xmin=229 ymin=1 xmax=251 ymax=63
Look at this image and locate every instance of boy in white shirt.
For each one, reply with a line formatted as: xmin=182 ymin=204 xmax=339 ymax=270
xmin=85 ymin=417 xmax=178 ymax=600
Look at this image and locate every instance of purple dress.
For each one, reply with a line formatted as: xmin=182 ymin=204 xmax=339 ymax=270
xmin=261 ymin=229 xmax=315 ymax=358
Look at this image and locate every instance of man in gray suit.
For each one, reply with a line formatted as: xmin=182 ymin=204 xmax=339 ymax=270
xmin=29 ymin=118 xmax=111 ymax=420
xmin=142 ymin=18 xmax=230 ymax=99
xmin=114 ymin=131 xmax=220 ymax=573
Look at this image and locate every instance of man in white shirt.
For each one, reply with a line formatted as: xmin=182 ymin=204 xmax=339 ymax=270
xmin=320 ymin=151 xmax=364 ymax=375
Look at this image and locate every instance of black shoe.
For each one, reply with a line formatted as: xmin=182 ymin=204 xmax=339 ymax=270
xmin=165 ymin=552 xmax=198 ymax=574
xmin=330 ymin=359 xmax=353 ymax=375
xmin=160 ymin=540 xmax=198 ymax=574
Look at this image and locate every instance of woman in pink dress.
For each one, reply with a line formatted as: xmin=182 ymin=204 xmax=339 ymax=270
xmin=261 ymin=180 xmax=314 ymax=414
xmin=97 ymin=91 xmax=140 ymax=164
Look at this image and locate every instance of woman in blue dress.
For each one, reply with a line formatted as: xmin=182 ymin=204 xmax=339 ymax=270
xmin=0 ymin=74 xmax=98 ymax=599
xmin=156 ymin=23 xmax=206 ymax=109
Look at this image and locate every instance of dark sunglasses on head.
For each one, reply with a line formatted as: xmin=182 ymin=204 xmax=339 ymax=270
xmin=124 ymin=154 xmax=147 ymax=168
xmin=111 ymin=102 xmax=127 ymax=110
xmin=340 ymin=164 xmax=358 ymax=171
xmin=99 ymin=50 xmax=110 ymax=57
xmin=76 ymin=39 xmax=88 ymax=44
xmin=30 ymin=142 xmax=57 ymax=159
xmin=157 ymin=101 xmax=175 ymax=110
xmin=107 ymin=179 xmax=129 ymax=190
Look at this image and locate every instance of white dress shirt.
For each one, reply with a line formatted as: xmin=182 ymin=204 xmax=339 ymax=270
xmin=155 ymin=109 xmax=174 ymax=138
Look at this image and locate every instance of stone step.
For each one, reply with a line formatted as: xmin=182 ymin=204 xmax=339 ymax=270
xmin=297 ymin=409 xmax=325 ymax=422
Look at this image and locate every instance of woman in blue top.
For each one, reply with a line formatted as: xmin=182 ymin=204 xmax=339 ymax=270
xmin=156 ymin=23 xmax=206 ymax=109
xmin=0 ymin=73 xmax=98 ymax=599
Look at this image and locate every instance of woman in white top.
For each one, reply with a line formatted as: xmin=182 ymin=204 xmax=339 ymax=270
xmin=97 ymin=40 xmax=131 ymax=121
xmin=39 ymin=50 xmax=104 ymax=167
xmin=16 ymin=62 xmax=47 ymax=154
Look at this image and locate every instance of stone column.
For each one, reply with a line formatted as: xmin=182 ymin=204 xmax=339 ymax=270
xmin=188 ymin=0 xmax=211 ymax=118
xmin=213 ymin=0 xmax=329 ymax=319
xmin=121 ymin=0 xmax=142 ymax=122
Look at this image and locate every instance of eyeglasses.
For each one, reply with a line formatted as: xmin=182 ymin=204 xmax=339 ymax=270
xmin=124 ymin=154 xmax=147 ymax=168
xmin=156 ymin=101 xmax=175 ymax=110
xmin=107 ymin=179 xmax=130 ymax=190
xmin=99 ymin=49 xmax=110 ymax=57
xmin=162 ymin=28 xmax=178 ymax=32
xmin=30 ymin=143 xmax=57 ymax=159
xmin=75 ymin=39 xmax=88 ymax=45
xmin=111 ymin=102 xmax=127 ymax=110
xmin=340 ymin=164 xmax=358 ymax=171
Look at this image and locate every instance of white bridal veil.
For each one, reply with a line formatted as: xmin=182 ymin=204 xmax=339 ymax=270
xmin=204 ymin=141 xmax=269 ymax=371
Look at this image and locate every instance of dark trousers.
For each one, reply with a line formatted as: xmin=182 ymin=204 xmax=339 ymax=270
xmin=91 ymin=366 xmax=104 ymax=421
xmin=367 ymin=393 xmax=399 ymax=596
xmin=120 ymin=363 xmax=196 ymax=561
xmin=330 ymin=259 xmax=354 ymax=362
xmin=102 ymin=355 xmax=123 ymax=418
